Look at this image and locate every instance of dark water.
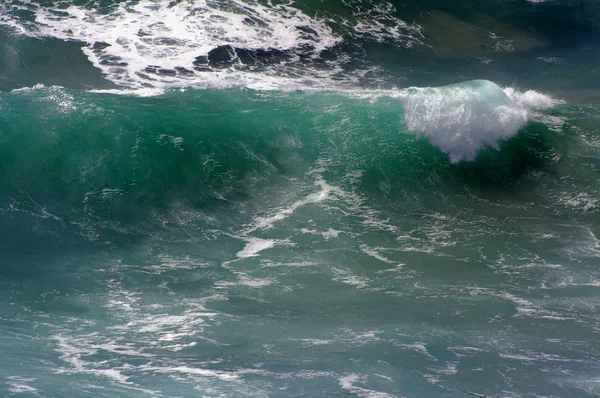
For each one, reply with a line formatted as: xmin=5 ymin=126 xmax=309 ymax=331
xmin=1 ymin=1 xmax=600 ymax=397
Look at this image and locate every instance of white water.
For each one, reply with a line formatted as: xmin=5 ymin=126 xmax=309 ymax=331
xmin=0 ymin=0 xmax=420 ymax=90
xmin=399 ymin=80 xmax=557 ymax=162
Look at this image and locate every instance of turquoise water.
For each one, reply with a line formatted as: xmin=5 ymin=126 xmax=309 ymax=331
xmin=1 ymin=1 xmax=600 ymax=397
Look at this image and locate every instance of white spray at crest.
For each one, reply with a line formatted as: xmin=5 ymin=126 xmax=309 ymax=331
xmin=398 ymin=80 xmax=558 ymax=162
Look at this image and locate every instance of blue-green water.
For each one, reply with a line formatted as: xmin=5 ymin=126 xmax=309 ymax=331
xmin=1 ymin=1 xmax=600 ymax=397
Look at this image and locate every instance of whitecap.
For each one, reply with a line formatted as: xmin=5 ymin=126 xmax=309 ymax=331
xmin=236 ymin=238 xmax=279 ymax=258
xmin=399 ymin=80 xmax=559 ymax=162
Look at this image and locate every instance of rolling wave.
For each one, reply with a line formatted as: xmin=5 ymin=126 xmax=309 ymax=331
xmin=0 ymin=82 xmax=561 ymax=233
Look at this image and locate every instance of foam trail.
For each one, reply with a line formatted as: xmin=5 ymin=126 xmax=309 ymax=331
xmin=398 ymin=80 xmax=557 ymax=162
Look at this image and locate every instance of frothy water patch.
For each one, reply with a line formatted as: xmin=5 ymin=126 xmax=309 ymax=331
xmin=236 ymin=238 xmax=279 ymax=259
xmin=339 ymin=0 xmax=423 ymax=47
xmin=37 ymin=0 xmax=337 ymax=88
xmin=5 ymin=377 xmax=40 ymax=395
xmin=557 ymin=192 xmax=600 ymax=213
xmin=504 ymin=86 xmax=558 ymax=109
xmin=339 ymin=374 xmax=393 ymax=398
xmin=0 ymin=0 xmax=421 ymax=90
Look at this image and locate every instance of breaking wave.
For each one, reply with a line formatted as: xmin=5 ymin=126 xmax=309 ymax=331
xmin=399 ymin=80 xmax=558 ymax=162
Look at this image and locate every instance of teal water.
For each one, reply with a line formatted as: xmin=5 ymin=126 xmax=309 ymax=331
xmin=1 ymin=1 xmax=600 ymax=397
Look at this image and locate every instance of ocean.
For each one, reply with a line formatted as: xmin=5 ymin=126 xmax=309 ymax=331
xmin=1 ymin=0 xmax=600 ymax=397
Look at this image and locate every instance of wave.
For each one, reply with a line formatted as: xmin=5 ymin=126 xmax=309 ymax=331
xmin=5 ymin=79 xmax=559 ymax=163
xmin=0 ymin=82 xmax=567 ymax=265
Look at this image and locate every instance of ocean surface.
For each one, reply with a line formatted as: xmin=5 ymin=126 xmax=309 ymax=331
xmin=1 ymin=0 xmax=600 ymax=397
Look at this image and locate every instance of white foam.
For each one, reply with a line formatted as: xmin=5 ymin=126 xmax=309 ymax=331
xmin=467 ymin=287 xmax=570 ymax=320
xmin=557 ymin=191 xmax=599 ymax=213
xmin=89 ymin=87 xmax=167 ymax=97
xmin=339 ymin=0 xmax=423 ymax=47
xmin=151 ymin=254 xmax=211 ymax=273
xmin=215 ymin=274 xmax=275 ymax=287
xmin=332 ymin=268 xmax=370 ymax=289
xmin=537 ymin=56 xmax=563 ymax=64
xmin=428 ymin=361 xmax=458 ymax=376
xmin=339 ymin=374 xmax=395 ymax=398
xmin=93 ymin=369 xmax=132 ymax=384
xmin=0 ymin=0 xmax=421 ymax=90
xmin=323 ymin=228 xmax=342 ymax=239
xmin=360 ymin=244 xmax=395 ymax=264
xmin=395 ymin=343 xmax=436 ymax=360
xmin=23 ymin=0 xmax=338 ymax=88
xmin=400 ymin=80 xmax=558 ymax=162
xmin=136 ymin=314 xmax=205 ymax=333
xmin=246 ymin=178 xmax=340 ymax=232
xmin=149 ymin=365 xmax=239 ymax=381
xmin=236 ymin=238 xmax=278 ymax=258
xmin=10 ymin=83 xmax=49 ymax=93
xmin=300 ymin=339 xmax=332 ymax=346
xmin=499 ymin=352 xmax=582 ymax=363
xmin=503 ymin=87 xmax=558 ymax=109
xmin=6 ymin=377 xmax=40 ymax=395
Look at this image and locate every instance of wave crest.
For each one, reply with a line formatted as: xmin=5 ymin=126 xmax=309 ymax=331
xmin=400 ymin=80 xmax=557 ymax=162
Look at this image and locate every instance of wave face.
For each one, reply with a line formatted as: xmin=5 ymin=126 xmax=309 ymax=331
xmin=2 ymin=1 xmax=600 ymax=397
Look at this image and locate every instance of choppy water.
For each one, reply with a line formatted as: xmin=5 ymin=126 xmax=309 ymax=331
xmin=1 ymin=1 xmax=600 ymax=397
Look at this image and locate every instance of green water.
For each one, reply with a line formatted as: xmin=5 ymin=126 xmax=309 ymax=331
xmin=1 ymin=85 xmax=599 ymax=396
xmin=1 ymin=0 xmax=600 ymax=397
